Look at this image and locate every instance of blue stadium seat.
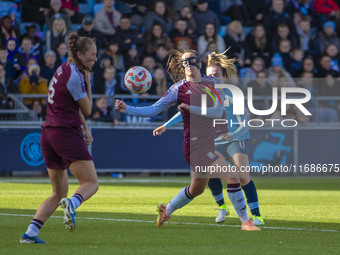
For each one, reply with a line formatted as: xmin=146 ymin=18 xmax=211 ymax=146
xmin=0 ymin=1 xmax=17 ymax=17
xmin=218 ymin=25 xmax=227 ymax=37
xmin=79 ymin=3 xmax=92 ymax=14
xmin=94 ymin=3 xmax=104 ymax=16
xmin=243 ymin=26 xmax=254 ymax=36
xmin=72 ymin=23 xmax=82 ymax=32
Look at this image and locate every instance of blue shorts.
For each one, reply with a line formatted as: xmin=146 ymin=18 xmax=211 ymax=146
xmin=215 ymin=139 xmax=248 ymax=160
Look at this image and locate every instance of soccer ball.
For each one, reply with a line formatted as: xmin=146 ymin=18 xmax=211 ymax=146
xmin=124 ymin=66 xmax=152 ymax=94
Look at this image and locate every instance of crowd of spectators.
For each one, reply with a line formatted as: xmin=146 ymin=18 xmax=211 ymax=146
xmin=1 ymin=0 xmax=340 ymax=123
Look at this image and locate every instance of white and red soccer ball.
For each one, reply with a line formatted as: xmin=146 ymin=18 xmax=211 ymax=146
xmin=124 ymin=66 xmax=152 ymax=94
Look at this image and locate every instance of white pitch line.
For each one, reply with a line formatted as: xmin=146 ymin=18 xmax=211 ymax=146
xmin=0 ymin=213 xmax=338 ymax=233
xmin=0 ymin=179 xmax=190 ymax=184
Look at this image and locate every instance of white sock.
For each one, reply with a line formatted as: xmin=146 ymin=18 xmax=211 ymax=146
xmin=166 ymin=186 xmax=194 ymax=216
xmin=26 ymin=219 xmax=43 ymax=237
xmin=70 ymin=193 xmax=84 ymax=210
xmin=227 ymin=184 xmax=249 ymax=223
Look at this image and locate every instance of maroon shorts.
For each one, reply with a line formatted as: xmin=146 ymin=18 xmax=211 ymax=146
xmin=40 ymin=126 xmax=92 ymax=169
xmin=183 ymin=140 xmax=218 ymax=171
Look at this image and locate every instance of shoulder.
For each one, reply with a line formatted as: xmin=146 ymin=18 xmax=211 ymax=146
xmin=163 ymin=79 xmax=187 ymax=96
xmin=96 ymin=9 xmax=105 ymax=17
xmin=169 ymin=79 xmax=187 ymax=90
xmin=201 ymin=75 xmax=222 ymax=85
xmin=68 ymin=63 xmax=84 ymax=85
xmin=113 ymin=9 xmax=121 ymax=16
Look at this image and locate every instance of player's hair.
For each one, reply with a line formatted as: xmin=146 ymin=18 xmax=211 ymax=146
xmin=207 ymin=48 xmax=238 ymax=84
xmin=68 ymin=32 xmax=95 ymax=72
xmin=166 ymin=49 xmax=200 ymax=82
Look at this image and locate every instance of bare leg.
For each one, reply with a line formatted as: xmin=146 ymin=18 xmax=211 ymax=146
xmin=229 ymin=153 xmax=251 ymax=186
xmin=188 ymin=176 xmax=210 ymax=197
xmin=68 ymin=160 xmax=99 ymax=200
xmin=33 ymin=169 xmax=68 ymax=223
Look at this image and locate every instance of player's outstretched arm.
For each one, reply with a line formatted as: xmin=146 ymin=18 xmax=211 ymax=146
xmin=153 ymin=125 xmax=167 ymax=136
xmin=153 ymin=111 xmax=183 ymax=136
xmin=115 ymin=84 xmax=179 ymax=117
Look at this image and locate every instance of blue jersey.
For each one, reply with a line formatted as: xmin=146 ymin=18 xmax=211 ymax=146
xmin=164 ymin=88 xmax=250 ymax=144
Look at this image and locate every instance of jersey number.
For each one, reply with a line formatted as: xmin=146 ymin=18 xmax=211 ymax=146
xmin=48 ymin=76 xmax=57 ymax=104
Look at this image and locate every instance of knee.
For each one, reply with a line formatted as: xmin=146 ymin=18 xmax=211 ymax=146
xmin=51 ymin=192 xmax=67 ymax=202
xmin=239 ymin=178 xmax=251 ymax=186
xmin=227 ymin=177 xmax=240 ymax=184
xmin=90 ymin=178 xmax=99 ymax=193
xmin=189 ymin=186 xmax=205 ymax=197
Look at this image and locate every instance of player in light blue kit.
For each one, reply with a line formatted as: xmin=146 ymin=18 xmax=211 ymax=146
xmin=153 ymin=50 xmax=264 ymax=225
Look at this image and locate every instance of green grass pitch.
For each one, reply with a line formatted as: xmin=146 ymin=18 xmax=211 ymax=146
xmin=0 ymin=177 xmax=339 ymax=254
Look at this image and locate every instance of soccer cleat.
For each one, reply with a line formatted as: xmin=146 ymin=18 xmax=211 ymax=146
xmin=59 ymin=198 xmax=76 ymax=232
xmin=157 ymin=204 xmax=170 ymax=228
xmin=20 ymin=233 xmax=47 ymax=244
xmin=215 ymin=206 xmax=230 ymax=223
xmin=252 ymin=215 xmax=264 ymax=225
xmin=241 ymin=220 xmax=261 ymax=231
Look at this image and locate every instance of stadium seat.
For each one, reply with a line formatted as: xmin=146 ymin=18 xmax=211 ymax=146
xmin=72 ymin=23 xmax=82 ymax=32
xmin=20 ymin=22 xmax=41 ymax=35
xmin=218 ymin=25 xmax=227 ymax=37
xmin=79 ymin=3 xmax=92 ymax=15
xmin=94 ymin=3 xmax=104 ymax=16
xmin=0 ymin=1 xmax=17 ymax=17
xmin=243 ymin=26 xmax=254 ymax=36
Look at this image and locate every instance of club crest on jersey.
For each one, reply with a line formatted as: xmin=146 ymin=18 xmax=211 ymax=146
xmin=207 ymin=152 xmax=216 ymax=159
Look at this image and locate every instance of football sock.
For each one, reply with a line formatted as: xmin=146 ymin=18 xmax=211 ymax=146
xmin=227 ymin=183 xmax=249 ymax=223
xmin=242 ymin=180 xmax=260 ymax=217
xmin=208 ymin=178 xmax=225 ymax=207
xmin=26 ymin=219 xmax=44 ymax=237
xmin=70 ymin=193 xmax=84 ymax=210
xmin=166 ymin=186 xmax=194 ymax=216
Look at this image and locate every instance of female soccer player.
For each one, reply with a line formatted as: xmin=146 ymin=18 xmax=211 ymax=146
xmin=153 ymin=50 xmax=264 ymax=225
xmin=115 ymin=49 xmax=260 ymax=231
xmin=20 ymin=33 xmax=99 ymax=244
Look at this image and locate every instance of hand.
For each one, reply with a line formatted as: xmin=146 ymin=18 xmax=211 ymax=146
xmin=221 ymin=133 xmax=232 ymax=142
xmin=14 ymin=63 xmax=20 ymax=70
xmin=84 ymin=129 xmax=94 ymax=145
xmin=153 ymin=125 xmax=167 ymax=136
xmin=65 ymin=9 xmax=75 ymax=17
xmin=125 ymin=39 xmax=131 ymax=43
xmin=177 ymin=103 xmax=190 ymax=112
xmin=330 ymin=10 xmax=336 ymax=17
xmin=256 ymin=13 xmax=263 ymax=20
xmin=115 ymin=99 xmax=127 ymax=112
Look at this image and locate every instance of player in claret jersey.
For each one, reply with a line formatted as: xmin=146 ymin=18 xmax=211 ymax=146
xmin=20 ymin=33 xmax=99 ymax=244
xmin=115 ymin=49 xmax=260 ymax=231
xmin=154 ymin=50 xmax=264 ymax=225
